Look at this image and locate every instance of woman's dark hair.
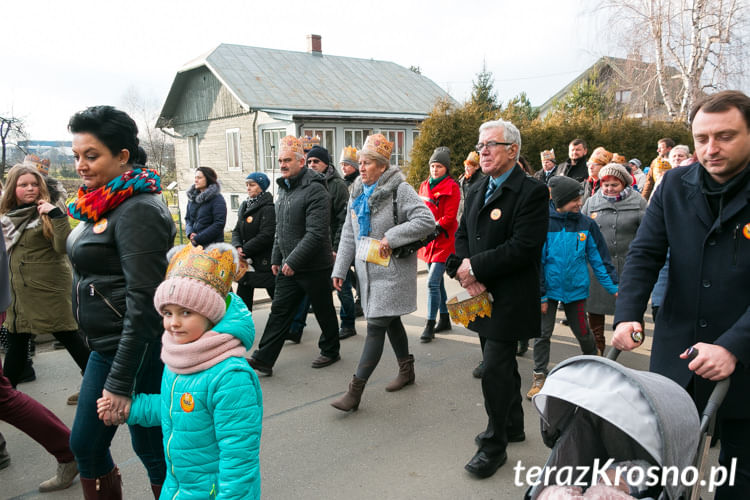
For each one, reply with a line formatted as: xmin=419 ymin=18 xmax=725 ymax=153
xmin=196 ymin=166 xmax=218 ymax=186
xmin=135 ymin=146 xmax=148 ymax=165
xmin=68 ymin=105 xmax=139 ymax=164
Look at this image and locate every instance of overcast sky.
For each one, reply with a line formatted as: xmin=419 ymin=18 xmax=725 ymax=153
xmin=4 ymin=0 xmax=614 ymax=139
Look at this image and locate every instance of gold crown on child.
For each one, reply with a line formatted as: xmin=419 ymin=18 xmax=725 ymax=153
xmin=165 ymin=245 xmax=245 ymax=297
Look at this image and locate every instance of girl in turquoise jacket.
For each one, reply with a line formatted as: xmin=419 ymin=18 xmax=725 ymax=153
xmin=98 ymin=244 xmax=262 ymax=499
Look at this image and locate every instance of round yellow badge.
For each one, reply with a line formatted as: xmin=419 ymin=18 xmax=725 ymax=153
xmin=591 ymin=212 xmax=598 ymax=219
xmin=180 ymin=392 xmax=195 ymax=413
xmin=579 ymin=232 xmax=587 ymax=242
xmin=246 ymin=216 xmax=253 ymax=223
xmin=743 ymin=223 xmax=750 ymax=240
xmin=490 ymin=209 xmax=502 ymax=221
xmin=93 ymin=218 xmax=108 ymax=234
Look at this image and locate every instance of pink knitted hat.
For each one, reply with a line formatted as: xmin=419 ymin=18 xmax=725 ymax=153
xmin=153 ymin=244 xmax=245 ymax=324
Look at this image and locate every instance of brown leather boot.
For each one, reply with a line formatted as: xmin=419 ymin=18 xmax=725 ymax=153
xmin=151 ymin=483 xmax=162 ymax=499
xmin=385 ymin=354 xmax=415 ymax=392
xmin=80 ymin=467 xmax=122 ymax=499
xmin=331 ymin=375 xmax=366 ymax=411
xmin=588 ymin=313 xmax=606 ymax=355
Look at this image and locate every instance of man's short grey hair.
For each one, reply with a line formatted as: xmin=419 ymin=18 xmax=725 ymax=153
xmin=479 ymin=119 xmax=522 ymax=161
xmin=295 ymin=152 xmax=305 ymax=162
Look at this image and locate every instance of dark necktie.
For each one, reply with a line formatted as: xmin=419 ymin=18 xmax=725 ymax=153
xmin=484 ymin=179 xmax=497 ymax=204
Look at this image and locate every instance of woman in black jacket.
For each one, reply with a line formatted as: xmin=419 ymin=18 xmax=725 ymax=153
xmin=66 ymin=106 xmax=175 ymax=498
xmin=232 ymin=172 xmax=276 ymax=311
xmin=185 ymin=166 xmax=227 ymax=246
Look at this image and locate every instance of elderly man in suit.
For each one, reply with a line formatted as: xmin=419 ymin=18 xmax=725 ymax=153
xmin=452 ymin=119 xmax=549 ymax=478
xmin=613 ymin=90 xmax=750 ymax=500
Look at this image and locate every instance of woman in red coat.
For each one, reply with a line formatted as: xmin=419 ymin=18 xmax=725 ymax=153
xmin=418 ymin=147 xmax=460 ymax=342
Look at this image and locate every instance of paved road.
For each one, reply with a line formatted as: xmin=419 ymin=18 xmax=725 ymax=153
xmin=3 ymin=272 xmax=703 ymax=499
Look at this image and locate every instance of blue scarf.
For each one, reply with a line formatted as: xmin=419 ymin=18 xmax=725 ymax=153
xmin=351 ymin=181 xmax=378 ymax=239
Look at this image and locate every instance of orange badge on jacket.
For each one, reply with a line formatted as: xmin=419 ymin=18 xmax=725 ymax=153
xmin=490 ymin=209 xmax=502 ymax=221
xmin=93 ymin=218 xmax=108 ymax=234
xmin=246 ymin=216 xmax=253 ymax=223
xmin=180 ymin=392 xmax=195 ymax=413
xmin=743 ymin=223 xmax=750 ymax=240
xmin=578 ymin=232 xmax=587 ymax=242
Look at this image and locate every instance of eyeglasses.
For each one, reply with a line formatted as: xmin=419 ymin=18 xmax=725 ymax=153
xmin=475 ymin=141 xmax=514 ymax=152
xmin=307 ymin=158 xmax=324 ymax=165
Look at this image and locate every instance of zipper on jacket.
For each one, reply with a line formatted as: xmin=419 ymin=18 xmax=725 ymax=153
xmin=89 ymin=283 xmax=123 ymax=318
xmin=167 ymin=375 xmax=179 ymax=478
xmin=734 ymin=223 xmax=740 ymax=266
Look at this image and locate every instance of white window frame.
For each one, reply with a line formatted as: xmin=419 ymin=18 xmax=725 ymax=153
xmin=262 ymin=128 xmax=287 ymax=171
xmin=230 ymin=194 xmax=240 ymax=210
xmin=344 ymin=129 xmax=373 ymax=150
xmin=187 ymin=135 xmax=200 ymax=170
xmin=379 ymin=129 xmax=406 ymax=166
xmin=226 ymin=128 xmax=242 ymax=171
xmin=302 ymin=128 xmax=335 ymax=158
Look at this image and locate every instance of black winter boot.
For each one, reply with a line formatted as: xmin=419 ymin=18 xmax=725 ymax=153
xmin=420 ymin=320 xmax=436 ymax=343
xmin=433 ymin=313 xmax=452 ymax=333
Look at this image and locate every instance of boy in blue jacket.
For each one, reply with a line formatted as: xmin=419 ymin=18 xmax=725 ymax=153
xmin=527 ymin=176 xmax=618 ymax=399
xmin=98 ymin=244 xmax=262 ymax=499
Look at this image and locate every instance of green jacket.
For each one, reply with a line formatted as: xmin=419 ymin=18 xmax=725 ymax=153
xmin=4 ymin=212 xmax=78 ymax=334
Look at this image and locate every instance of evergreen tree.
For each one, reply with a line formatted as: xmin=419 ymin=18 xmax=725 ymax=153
xmin=469 ymin=63 xmax=499 ymax=115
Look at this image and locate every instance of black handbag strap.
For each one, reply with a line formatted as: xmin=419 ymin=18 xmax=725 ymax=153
xmin=392 ymin=184 xmax=400 ymax=226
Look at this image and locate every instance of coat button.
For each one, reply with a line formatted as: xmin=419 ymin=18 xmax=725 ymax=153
xmin=698 ymin=319 xmax=708 ymax=328
xmin=702 ymin=280 xmax=711 ymax=288
xmin=708 ymin=239 xmax=716 ymax=246
xmin=476 ymin=235 xmax=481 ymax=240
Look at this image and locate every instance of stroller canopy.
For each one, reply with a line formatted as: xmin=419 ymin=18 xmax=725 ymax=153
xmin=533 ymin=355 xmax=700 ymax=475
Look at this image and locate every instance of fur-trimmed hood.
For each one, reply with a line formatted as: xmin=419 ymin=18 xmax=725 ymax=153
xmin=187 ymin=182 xmax=221 ymax=204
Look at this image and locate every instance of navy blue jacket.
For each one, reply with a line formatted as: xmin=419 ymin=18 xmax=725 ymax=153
xmin=185 ymin=183 xmax=227 ymax=246
xmin=541 ymin=203 xmax=618 ymax=303
xmin=615 ymin=163 xmax=750 ymax=418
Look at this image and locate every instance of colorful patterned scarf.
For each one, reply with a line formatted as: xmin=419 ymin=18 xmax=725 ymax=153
xmin=68 ymin=168 xmax=162 ymax=222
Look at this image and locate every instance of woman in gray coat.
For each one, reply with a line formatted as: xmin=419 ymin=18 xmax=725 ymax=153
xmin=582 ymin=163 xmax=646 ymax=354
xmin=330 ymin=134 xmax=435 ymax=411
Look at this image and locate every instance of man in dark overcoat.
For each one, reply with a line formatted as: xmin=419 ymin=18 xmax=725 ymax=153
xmin=453 ymin=119 xmax=549 ymax=478
xmin=613 ymin=90 xmax=750 ymax=499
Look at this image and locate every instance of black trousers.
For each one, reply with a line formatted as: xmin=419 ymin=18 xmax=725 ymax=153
xmin=477 ymin=338 xmax=524 ymax=457
xmin=236 ymin=281 xmax=275 ymax=312
xmin=252 ymin=268 xmax=340 ymax=366
xmin=4 ymin=331 xmax=89 ymax=387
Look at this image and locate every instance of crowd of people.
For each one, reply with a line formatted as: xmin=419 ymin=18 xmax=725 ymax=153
xmin=1 ymin=88 xmax=749 ymax=499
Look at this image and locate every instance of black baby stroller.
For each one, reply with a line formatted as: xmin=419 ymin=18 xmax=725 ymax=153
xmin=526 ymin=352 xmax=729 ymax=499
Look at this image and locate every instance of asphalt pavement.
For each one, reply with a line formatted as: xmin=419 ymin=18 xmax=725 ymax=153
xmin=1 ymin=272 xmax=679 ymax=500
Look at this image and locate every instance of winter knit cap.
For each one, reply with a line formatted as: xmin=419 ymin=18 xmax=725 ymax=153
xmin=464 ymin=151 xmax=480 ymax=168
xmin=154 ymin=244 xmax=246 ymax=324
xmin=339 ymin=146 xmax=358 ymax=168
xmin=306 ymin=145 xmax=331 ymax=166
xmin=549 ymin=175 xmax=583 ymax=208
xmin=429 ymin=147 xmax=451 ymax=169
xmin=589 ymin=147 xmax=613 ymax=166
xmin=628 ymin=158 xmax=642 ymax=169
xmin=23 ymin=154 xmax=50 ymax=175
xmin=245 ymin=172 xmax=270 ymax=192
xmin=599 ymin=163 xmax=633 ymax=188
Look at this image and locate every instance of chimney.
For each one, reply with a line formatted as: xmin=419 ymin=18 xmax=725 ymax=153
xmin=307 ymin=34 xmax=322 ymax=55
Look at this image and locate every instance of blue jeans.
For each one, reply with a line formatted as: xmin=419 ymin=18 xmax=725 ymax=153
xmin=70 ymin=345 xmax=166 ymax=483
xmin=426 ymin=262 xmax=448 ymax=320
xmin=337 ymin=268 xmax=356 ymax=328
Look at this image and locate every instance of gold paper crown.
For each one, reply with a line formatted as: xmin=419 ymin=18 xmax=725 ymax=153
xmin=589 ymin=146 xmax=613 ymax=166
xmin=540 ymin=149 xmax=555 ymax=162
xmin=446 ymin=291 xmax=493 ymax=327
xmin=165 ymin=245 xmax=244 ymax=297
xmin=299 ymin=135 xmax=321 ymax=153
xmin=279 ymin=136 xmax=305 ymax=156
xmin=340 ymin=145 xmax=358 ymax=164
xmin=464 ymin=151 xmax=480 ymax=167
xmin=23 ymin=154 xmax=51 ymax=173
xmin=611 ymin=153 xmax=626 ymax=164
xmin=362 ymin=133 xmax=393 ymax=161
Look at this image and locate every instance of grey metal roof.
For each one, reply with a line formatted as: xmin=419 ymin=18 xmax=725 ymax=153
xmin=158 ymin=43 xmax=452 ymax=127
